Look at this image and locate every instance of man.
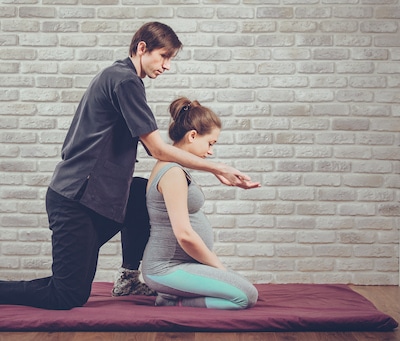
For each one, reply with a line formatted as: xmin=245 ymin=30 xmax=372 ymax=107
xmin=0 ymin=22 xmax=259 ymax=310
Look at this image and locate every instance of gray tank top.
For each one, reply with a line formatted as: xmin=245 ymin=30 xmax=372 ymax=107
xmin=142 ymin=163 xmax=214 ymax=275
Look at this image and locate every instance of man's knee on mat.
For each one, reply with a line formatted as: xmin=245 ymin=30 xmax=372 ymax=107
xmin=48 ymin=284 xmax=91 ymax=310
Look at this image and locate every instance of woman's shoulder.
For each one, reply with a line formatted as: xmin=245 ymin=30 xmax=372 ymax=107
xmin=154 ymin=161 xmax=183 ymax=174
xmin=148 ymin=162 xmax=186 ymax=190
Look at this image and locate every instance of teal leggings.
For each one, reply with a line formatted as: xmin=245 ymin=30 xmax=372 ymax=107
xmin=143 ymin=264 xmax=258 ymax=310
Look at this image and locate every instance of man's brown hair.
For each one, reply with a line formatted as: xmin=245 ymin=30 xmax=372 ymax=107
xmin=129 ymin=22 xmax=182 ymax=58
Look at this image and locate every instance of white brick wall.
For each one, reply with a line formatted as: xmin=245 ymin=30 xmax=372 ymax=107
xmin=0 ymin=1 xmax=399 ymax=285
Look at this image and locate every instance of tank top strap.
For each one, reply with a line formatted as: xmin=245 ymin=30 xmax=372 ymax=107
xmin=149 ymin=162 xmax=191 ymax=192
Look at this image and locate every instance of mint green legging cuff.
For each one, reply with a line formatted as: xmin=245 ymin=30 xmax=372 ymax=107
xmin=147 ymin=268 xmax=257 ymax=310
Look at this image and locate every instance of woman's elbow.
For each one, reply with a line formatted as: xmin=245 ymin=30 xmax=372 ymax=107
xmin=177 ymin=233 xmax=196 ymax=249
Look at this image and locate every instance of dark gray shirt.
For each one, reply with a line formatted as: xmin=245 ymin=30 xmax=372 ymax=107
xmin=50 ymin=58 xmax=158 ymax=223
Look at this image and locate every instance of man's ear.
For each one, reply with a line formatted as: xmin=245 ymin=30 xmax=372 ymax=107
xmin=137 ymin=41 xmax=147 ymax=55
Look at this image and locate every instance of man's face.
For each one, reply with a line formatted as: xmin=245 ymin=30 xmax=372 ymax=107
xmin=140 ymin=47 xmax=173 ymax=79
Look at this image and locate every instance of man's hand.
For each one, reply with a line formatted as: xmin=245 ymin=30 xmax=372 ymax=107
xmin=214 ymin=167 xmax=261 ymax=189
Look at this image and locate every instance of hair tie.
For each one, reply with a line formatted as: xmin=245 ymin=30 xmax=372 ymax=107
xmin=173 ymin=102 xmax=191 ymax=123
xmin=182 ymin=103 xmax=191 ymax=112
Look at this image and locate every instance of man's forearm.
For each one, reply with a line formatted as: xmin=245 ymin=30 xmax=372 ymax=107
xmin=157 ymin=143 xmax=223 ymax=175
xmin=140 ymin=130 xmax=257 ymax=188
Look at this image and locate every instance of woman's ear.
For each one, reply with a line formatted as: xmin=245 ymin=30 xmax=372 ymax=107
xmin=187 ymin=130 xmax=197 ymax=143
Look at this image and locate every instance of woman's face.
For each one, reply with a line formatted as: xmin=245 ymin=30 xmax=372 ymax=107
xmin=188 ymin=127 xmax=221 ymax=159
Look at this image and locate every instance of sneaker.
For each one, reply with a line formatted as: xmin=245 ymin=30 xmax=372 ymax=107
xmin=111 ymin=268 xmax=157 ymax=297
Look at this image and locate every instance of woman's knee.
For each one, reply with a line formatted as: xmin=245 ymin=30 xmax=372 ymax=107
xmin=246 ymin=284 xmax=259 ymax=308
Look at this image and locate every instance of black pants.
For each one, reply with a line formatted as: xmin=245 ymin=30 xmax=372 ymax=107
xmin=120 ymin=177 xmax=150 ymax=270
xmin=0 ymin=177 xmax=150 ymax=310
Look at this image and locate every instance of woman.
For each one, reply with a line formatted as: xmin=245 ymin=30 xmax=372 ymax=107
xmin=142 ymin=97 xmax=258 ymax=309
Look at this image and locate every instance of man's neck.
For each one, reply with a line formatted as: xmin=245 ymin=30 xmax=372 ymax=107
xmin=129 ymin=55 xmax=143 ymax=78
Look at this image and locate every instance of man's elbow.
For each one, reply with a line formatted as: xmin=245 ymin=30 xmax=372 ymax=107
xmin=140 ymin=139 xmax=168 ymax=161
xmin=149 ymin=147 xmax=166 ymax=161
